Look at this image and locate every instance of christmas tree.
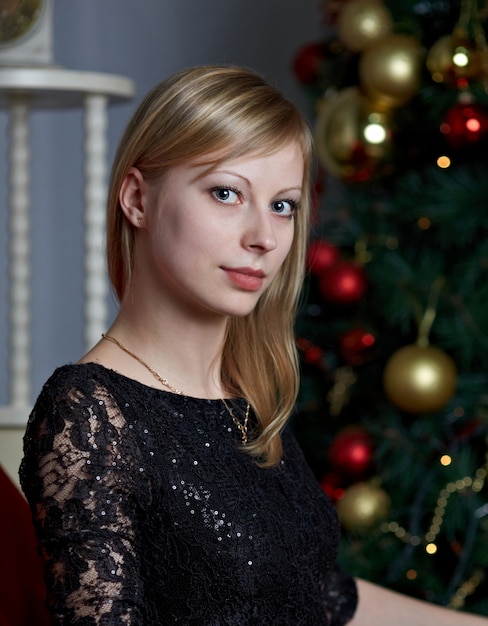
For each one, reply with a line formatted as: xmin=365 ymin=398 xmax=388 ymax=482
xmin=292 ymin=0 xmax=488 ymax=615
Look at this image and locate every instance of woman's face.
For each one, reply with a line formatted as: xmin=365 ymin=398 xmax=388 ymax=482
xmin=134 ymin=141 xmax=304 ymax=320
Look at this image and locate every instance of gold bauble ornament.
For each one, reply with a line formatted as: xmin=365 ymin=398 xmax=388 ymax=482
xmin=314 ymin=87 xmax=394 ymax=181
xmin=337 ymin=0 xmax=393 ymax=52
xmin=383 ymin=344 xmax=457 ymax=413
xmin=426 ymin=35 xmax=456 ymax=83
xmin=337 ymin=481 xmax=391 ymax=532
xmin=426 ymin=31 xmax=482 ymax=85
xmin=359 ymin=34 xmax=424 ymax=109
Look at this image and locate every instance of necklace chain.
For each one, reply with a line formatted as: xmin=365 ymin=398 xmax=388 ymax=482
xmin=222 ymin=397 xmax=250 ymax=445
xmin=102 ymin=333 xmax=183 ymax=394
xmin=101 ymin=333 xmax=250 ymax=444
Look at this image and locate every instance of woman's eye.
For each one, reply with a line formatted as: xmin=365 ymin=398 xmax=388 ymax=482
xmin=211 ymin=187 xmax=240 ymax=204
xmin=271 ymin=199 xmax=297 ymax=217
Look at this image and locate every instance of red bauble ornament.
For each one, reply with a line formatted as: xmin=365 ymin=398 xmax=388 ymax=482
xmin=319 ymin=261 xmax=367 ymax=304
xmin=440 ymin=102 xmax=488 ymax=148
xmin=455 ymin=417 xmax=483 ymax=442
xmin=323 ymin=0 xmax=350 ymax=25
xmin=339 ymin=327 xmax=376 ymax=366
xmin=305 ymin=345 xmax=324 ymax=366
xmin=320 ymin=472 xmax=345 ymax=502
xmin=306 ymin=239 xmax=341 ymax=275
xmin=296 ymin=337 xmax=324 ymax=366
xmin=293 ymin=42 xmax=329 ymax=85
xmin=311 ymin=172 xmax=326 ymax=225
xmin=329 ymin=428 xmax=374 ymax=478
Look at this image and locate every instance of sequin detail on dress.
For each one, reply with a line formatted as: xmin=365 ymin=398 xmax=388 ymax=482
xmin=20 ymin=363 xmax=357 ymax=625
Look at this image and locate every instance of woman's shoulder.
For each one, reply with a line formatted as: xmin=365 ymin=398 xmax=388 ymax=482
xmin=27 ymin=363 xmax=129 ymax=431
xmin=28 ymin=362 xmax=190 ymax=434
xmin=36 ymin=362 xmax=138 ymax=401
xmin=31 ymin=363 xmax=99 ymax=410
xmin=38 ymin=361 xmax=98 ymax=389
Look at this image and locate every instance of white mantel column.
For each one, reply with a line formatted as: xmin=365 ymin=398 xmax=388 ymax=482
xmin=8 ymin=95 xmax=31 ymax=408
xmin=0 ymin=66 xmax=134 ymax=426
xmin=83 ymin=93 xmax=109 ymax=350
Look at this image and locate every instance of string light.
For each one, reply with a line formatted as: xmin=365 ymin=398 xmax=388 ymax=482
xmin=418 ymin=217 xmax=431 ymax=230
xmin=379 ymin=441 xmax=487 ymax=613
xmin=436 ymin=155 xmax=451 ymax=168
xmin=381 ymin=439 xmax=488 ymax=568
xmin=449 ymin=570 xmax=485 ymax=610
xmin=452 ymin=46 xmax=470 ymax=68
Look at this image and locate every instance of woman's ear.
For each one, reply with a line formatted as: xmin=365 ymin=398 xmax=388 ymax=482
xmin=119 ymin=167 xmax=148 ymax=228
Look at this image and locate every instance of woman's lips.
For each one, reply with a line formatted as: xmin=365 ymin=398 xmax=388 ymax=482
xmin=222 ymin=267 xmax=265 ymax=291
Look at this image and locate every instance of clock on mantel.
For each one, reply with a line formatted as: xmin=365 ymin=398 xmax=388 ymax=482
xmin=0 ymin=0 xmax=53 ymax=66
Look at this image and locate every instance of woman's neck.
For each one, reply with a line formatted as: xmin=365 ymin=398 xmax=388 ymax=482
xmin=104 ymin=292 xmax=229 ymax=399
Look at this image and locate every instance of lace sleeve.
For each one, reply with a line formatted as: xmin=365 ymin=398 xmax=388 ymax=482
xmin=326 ymin=563 xmax=358 ymax=625
xmin=20 ymin=372 xmax=147 ymax=625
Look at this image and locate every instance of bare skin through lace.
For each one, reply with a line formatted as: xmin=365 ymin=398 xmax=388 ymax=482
xmin=20 ymin=364 xmax=357 ymax=625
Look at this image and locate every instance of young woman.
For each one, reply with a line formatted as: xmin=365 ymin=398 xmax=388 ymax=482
xmin=20 ymin=66 xmax=488 ymax=625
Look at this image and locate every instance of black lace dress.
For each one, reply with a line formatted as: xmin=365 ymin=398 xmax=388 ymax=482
xmin=20 ymin=363 xmax=357 ymax=625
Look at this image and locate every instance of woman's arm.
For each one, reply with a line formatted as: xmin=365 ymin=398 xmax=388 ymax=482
xmin=349 ymin=578 xmax=488 ymax=625
xmin=20 ymin=374 xmax=145 ymax=623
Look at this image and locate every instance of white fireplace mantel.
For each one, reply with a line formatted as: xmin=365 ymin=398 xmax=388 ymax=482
xmin=0 ymin=66 xmax=135 ymax=426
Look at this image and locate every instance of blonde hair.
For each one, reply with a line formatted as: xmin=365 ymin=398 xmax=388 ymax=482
xmin=107 ymin=65 xmax=313 ymax=466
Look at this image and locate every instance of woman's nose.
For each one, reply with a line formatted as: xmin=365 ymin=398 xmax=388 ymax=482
xmin=242 ymin=208 xmax=278 ymax=252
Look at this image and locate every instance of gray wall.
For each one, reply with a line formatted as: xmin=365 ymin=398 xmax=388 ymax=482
xmin=0 ymin=0 xmax=322 ymax=404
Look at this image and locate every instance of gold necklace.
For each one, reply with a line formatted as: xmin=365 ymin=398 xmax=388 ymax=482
xmin=101 ymin=333 xmax=251 ymax=444
xmin=102 ymin=333 xmax=183 ymax=394
xmin=222 ymin=398 xmax=251 ymax=445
